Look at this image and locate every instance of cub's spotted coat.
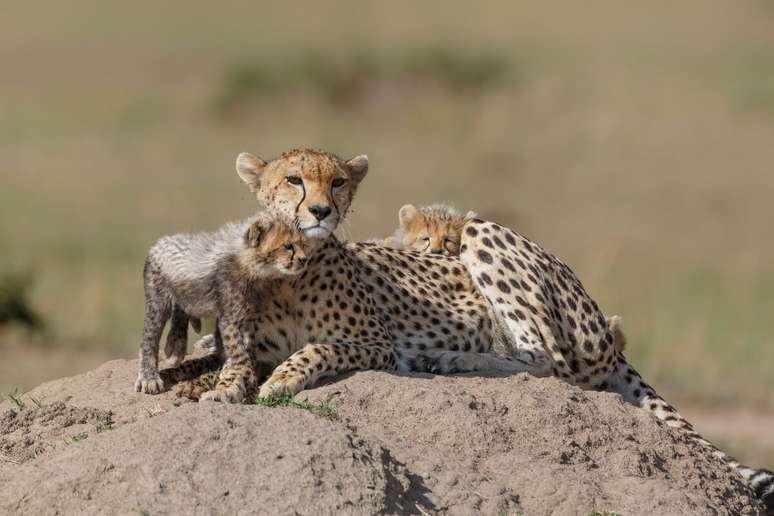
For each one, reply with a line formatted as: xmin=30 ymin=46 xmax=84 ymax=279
xmin=135 ymin=211 xmax=316 ymax=394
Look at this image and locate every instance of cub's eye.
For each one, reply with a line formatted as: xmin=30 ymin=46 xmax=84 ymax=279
xmin=283 ymin=243 xmax=294 ymax=251
xmin=286 ymin=176 xmax=303 ymax=186
xmin=420 ymin=236 xmax=430 ymax=242
xmin=331 ymin=177 xmax=346 ymax=188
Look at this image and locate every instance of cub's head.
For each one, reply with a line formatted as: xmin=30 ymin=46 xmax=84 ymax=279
xmin=235 ymin=148 xmax=368 ymax=240
xmin=396 ymin=204 xmax=477 ymax=255
xmin=241 ymin=211 xmax=316 ymax=280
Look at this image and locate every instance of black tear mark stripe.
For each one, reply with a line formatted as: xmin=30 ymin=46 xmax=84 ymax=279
xmin=294 ymin=183 xmax=307 ymax=217
xmin=330 ymin=183 xmax=340 ymax=218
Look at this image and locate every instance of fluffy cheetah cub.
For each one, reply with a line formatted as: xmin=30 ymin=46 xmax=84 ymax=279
xmin=383 ymin=203 xmax=630 ymax=352
xmin=135 ymin=210 xmax=315 ymax=394
xmin=383 ymin=203 xmax=477 ymax=255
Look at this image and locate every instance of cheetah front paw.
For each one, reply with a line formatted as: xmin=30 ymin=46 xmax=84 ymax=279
xmin=258 ymin=373 xmax=306 ymax=398
xmin=135 ymin=374 xmax=165 ymax=394
xmin=200 ymin=384 xmax=245 ymax=404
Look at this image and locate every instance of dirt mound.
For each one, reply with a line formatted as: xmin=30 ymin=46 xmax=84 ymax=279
xmin=0 ymin=359 xmax=764 ymax=515
xmin=0 ymin=400 xmax=112 ymax=464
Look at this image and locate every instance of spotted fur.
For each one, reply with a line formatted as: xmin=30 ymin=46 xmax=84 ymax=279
xmin=382 ymin=203 xmax=476 ymax=255
xmin=160 ymin=216 xmax=772 ymax=510
xmin=165 ymin=148 xmax=369 ymax=361
xmin=456 ymin=218 xmax=772 ymax=510
xmin=135 ymin=210 xmax=316 ymax=394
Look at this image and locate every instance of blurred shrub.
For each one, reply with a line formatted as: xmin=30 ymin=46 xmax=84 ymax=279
xmin=0 ymin=273 xmax=44 ymax=332
xmin=213 ymin=47 xmax=511 ymax=115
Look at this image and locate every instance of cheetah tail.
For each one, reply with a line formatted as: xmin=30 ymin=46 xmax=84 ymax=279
xmin=159 ymin=353 xmax=222 ymax=386
xmin=605 ymin=353 xmax=774 ymax=512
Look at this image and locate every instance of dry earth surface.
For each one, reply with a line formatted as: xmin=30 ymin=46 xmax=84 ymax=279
xmin=0 ymin=359 xmax=766 ymax=516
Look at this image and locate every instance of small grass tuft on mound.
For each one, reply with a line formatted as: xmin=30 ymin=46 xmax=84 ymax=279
xmin=253 ymin=393 xmax=337 ymax=420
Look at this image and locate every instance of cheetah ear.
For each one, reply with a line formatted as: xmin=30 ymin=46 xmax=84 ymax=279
xmin=398 ymin=204 xmax=418 ymax=228
xmin=345 ymin=155 xmax=369 ymax=186
xmin=464 ymin=210 xmax=478 ymax=221
xmin=236 ymin=152 xmax=268 ymax=190
xmin=245 ymin=222 xmax=266 ymax=248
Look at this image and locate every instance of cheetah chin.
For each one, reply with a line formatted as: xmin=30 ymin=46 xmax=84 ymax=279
xmin=302 ymin=225 xmax=332 ymax=239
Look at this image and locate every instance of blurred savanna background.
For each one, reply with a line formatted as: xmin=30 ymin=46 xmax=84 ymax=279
xmin=1 ymin=1 xmax=773 ymax=464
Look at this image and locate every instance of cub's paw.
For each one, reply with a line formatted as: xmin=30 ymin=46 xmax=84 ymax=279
xmin=258 ymin=373 xmax=305 ymax=398
xmin=200 ymin=384 xmax=245 ymax=404
xmin=135 ymin=375 xmax=165 ymax=394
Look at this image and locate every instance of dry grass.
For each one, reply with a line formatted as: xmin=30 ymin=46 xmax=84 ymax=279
xmin=1 ymin=0 xmax=773 ymax=418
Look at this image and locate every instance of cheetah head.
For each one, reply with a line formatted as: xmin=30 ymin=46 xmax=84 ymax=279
xmin=241 ymin=211 xmax=317 ymax=279
xmin=396 ymin=203 xmax=477 ymax=255
xmin=236 ymin=148 xmax=368 ymax=240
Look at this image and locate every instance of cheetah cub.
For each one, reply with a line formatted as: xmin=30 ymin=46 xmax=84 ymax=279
xmin=135 ymin=210 xmax=315 ymax=394
xmin=383 ymin=203 xmax=477 ymax=255
xmin=384 ymin=203 xmax=630 ymax=352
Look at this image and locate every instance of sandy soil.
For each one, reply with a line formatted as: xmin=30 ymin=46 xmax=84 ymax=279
xmin=0 ymin=359 xmax=765 ymax=515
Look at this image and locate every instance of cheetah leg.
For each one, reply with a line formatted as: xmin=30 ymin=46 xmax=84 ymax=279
xmin=458 ymin=220 xmax=577 ymax=382
xmin=604 ymin=354 xmax=774 ymax=509
xmin=400 ymin=349 xmax=552 ymax=376
xmin=258 ymin=342 xmax=398 ymax=398
xmin=164 ymin=303 xmax=189 ymax=366
xmin=200 ymin=320 xmax=257 ymax=403
xmin=135 ymin=290 xmax=171 ymax=394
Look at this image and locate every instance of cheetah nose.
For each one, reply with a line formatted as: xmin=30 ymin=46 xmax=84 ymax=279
xmin=308 ymin=205 xmax=332 ymax=221
xmin=430 ymin=248 xmax=444 ymax=254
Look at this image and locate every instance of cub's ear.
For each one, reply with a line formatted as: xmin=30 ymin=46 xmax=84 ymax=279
xmin=398 ymin=204 xmax=418 ymax=228
xmin=345 ymin=155 xmax=369 ymax=185
xmin=245 ymin=222 xmax=267 ymax=248
xmin=236 ymin=152 xmax=268 ymax=191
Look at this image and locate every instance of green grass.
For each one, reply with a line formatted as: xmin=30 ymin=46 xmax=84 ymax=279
xmin=2 ymin=388 xmax=25 ymax=410
xmin=95 ymin=415 xmax=114 ymax=434
xmin=71 ymin=431 xmax=89 ymax=443
xmin=213 ymin=47 xmax=511 ymax=115
xmin=253 ymin=393 xmax=337 ymax=420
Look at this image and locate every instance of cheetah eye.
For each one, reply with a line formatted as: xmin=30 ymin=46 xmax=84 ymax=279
xmin=286 ymin=176 xmax=303 ymax=186
xmin=283 ymin=243 xmax=294 ymax=251
xmin=420 ymin=236 xmax=430 ymax=242
xmin=331 ymin=177 xmax=346 ymax=188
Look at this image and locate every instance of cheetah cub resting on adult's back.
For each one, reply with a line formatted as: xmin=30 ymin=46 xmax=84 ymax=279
xmin=135 ymin=210 xmax=316 ymax=394
xmin=385 ymin=203 xmax=629 ymax=352
xmin=382 ymin=203 xmax=477 ymax=255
